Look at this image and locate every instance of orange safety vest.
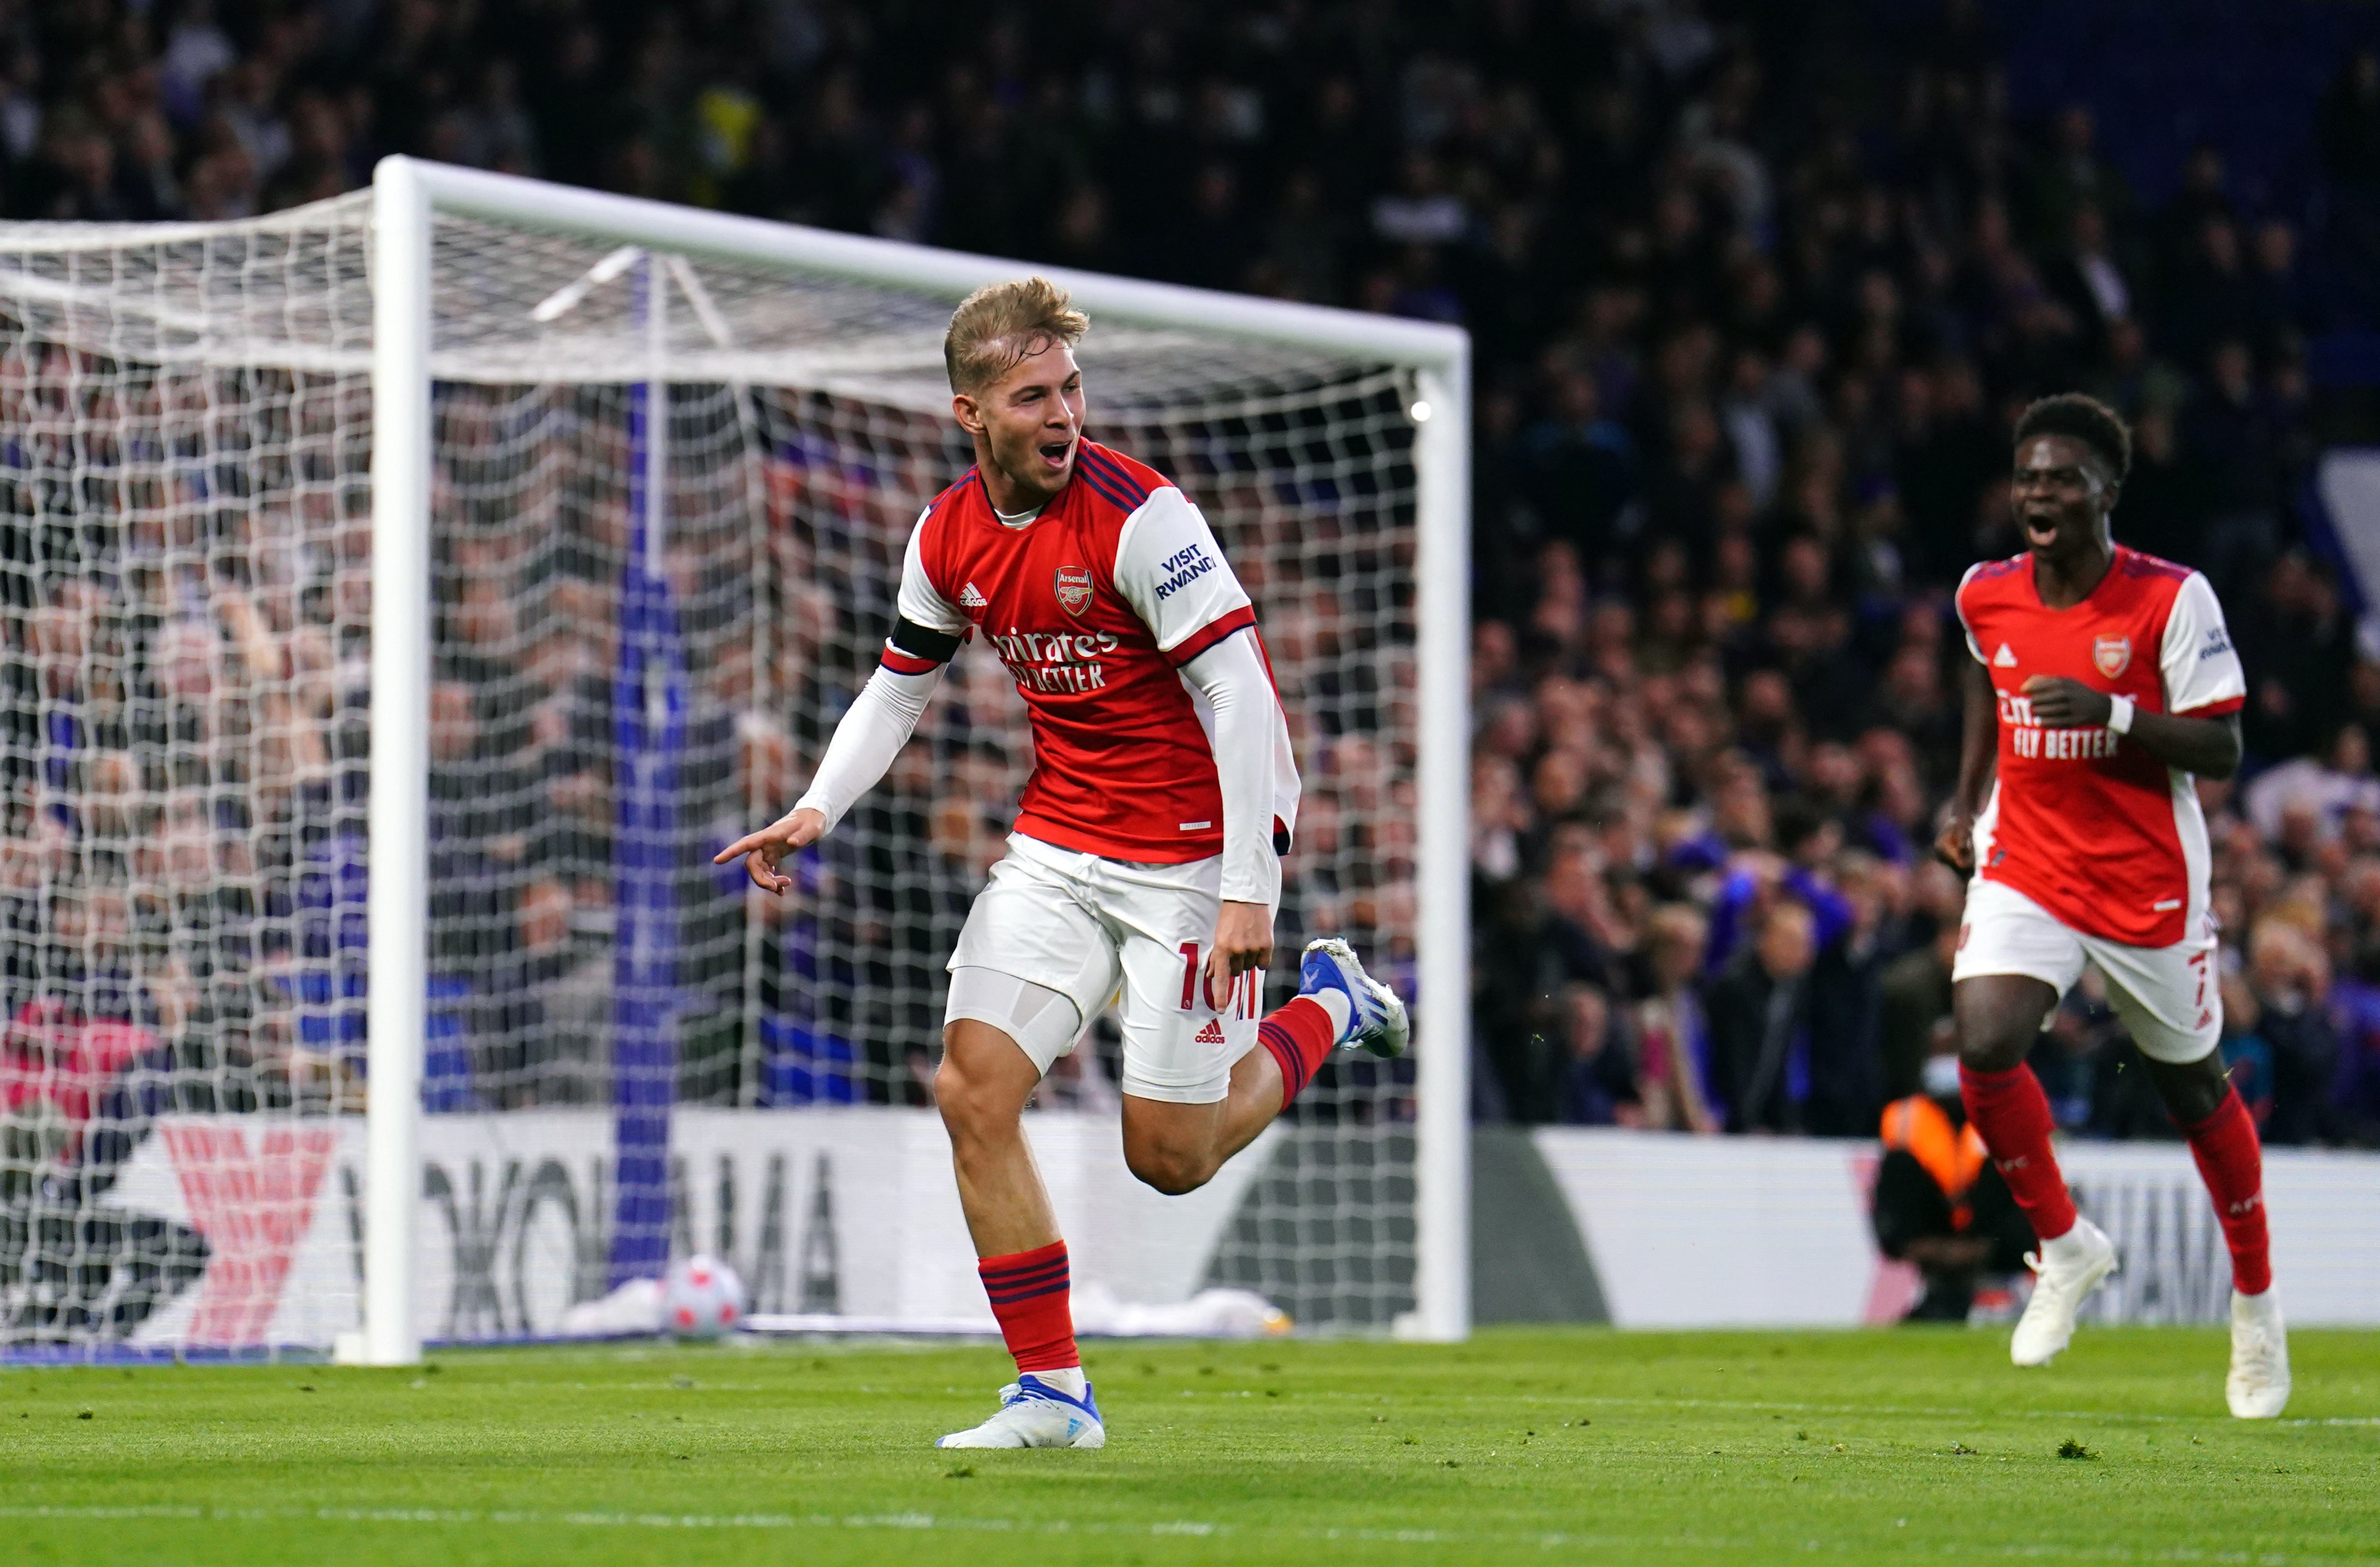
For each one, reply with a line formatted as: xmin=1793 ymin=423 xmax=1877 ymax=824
xmin=1879 ymin=1094 xmax=1988 ymax=1231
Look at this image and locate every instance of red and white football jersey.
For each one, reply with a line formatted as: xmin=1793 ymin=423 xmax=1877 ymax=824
xmin=888 ymin=440 xmax=1299 ymax=864
xmin=1957 ymin=546 xmax=2246 ymax=947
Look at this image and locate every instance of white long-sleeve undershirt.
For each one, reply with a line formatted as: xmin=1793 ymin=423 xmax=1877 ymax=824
xmin=790 ymin=661 xmax=946 ymax=832
xmin=787 ymin=630 xmax=1279 ymax=904
xmin=1181 ymin=627 xmax=1279 ymax=906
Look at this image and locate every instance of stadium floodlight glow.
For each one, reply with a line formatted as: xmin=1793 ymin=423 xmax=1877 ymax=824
xmin=0 ymin=156 xmax=1471 ymax=1365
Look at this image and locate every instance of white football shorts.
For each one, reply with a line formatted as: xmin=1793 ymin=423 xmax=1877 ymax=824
xmin=1952 ymin=875 xmax=2220 ymax=1064
xmin=944 ymin=833 xmax=1273 ymax=1104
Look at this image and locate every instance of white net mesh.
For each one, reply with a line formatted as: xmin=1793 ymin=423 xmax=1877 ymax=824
xmin=0 ymin=187 xmax=1428 ymax=1356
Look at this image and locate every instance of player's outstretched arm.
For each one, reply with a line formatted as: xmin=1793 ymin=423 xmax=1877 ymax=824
xmin=2021 ymin=675 xmax=2242 ymax=779
xmin=1937 ymin=659 xmax=1997 ymax=873
xmin=712 ymin=646 xmax=951 ymax=893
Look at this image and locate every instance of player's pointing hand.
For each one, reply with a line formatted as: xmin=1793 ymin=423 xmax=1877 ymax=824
xmin=714 ymin=806 xmax=827 ymax=894
xmin=2020 ymin=674 xmax=2113 ymax=729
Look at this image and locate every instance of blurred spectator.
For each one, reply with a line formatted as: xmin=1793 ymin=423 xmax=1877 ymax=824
xmin=1634 ymin=904 xmax=1720 ymax=1134
xmin=2330 ymin=942 xmax=2380 ymax=1144
xmin=2219 ymin=970 xmax=2277 ymax=1126
xmin=2237 ymin=552 xmax=2356 ymax=763
xmin=2245 ymin=920 xmax=2340 ymax=1145
xmin=2244 ymin=723 xmax=2380 ymax=843
xmin=1704 ymin=798 xmax=1854 ymax=975
xmin=2181 ymin=339 xmax=2285 ymax=584
xmin=2112 ymin=401 xmax=2209 ymax=566
xmin=2027 ymin=105 xmax=2136 ymax=249
xmin=1880 ymin=862 xmax=1964 ymax=1103
xmin=2045 ymin=205 xmax=2135 ymax=360
xmin=1707 ymin=899 xmax=1818 ymax=1134
xmin=1558 ymin=982 xmax=1640 ymax=1127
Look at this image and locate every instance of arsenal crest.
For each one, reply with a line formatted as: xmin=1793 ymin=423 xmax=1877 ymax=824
xmin=2093 ymin=634 xmax=2131 ymax=679
xmin=1055 ymin=565 xmax=1094 ymax=616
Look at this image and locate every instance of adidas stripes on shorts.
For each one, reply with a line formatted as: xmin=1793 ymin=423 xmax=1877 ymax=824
xmin=944 ymin=833 xmax=1275 ymax=1104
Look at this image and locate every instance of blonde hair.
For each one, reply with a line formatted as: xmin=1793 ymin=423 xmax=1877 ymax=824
xmin=944 ymin=277 xmax=1089 ymax=394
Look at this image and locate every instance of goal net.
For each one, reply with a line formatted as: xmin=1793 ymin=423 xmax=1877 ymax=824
xmin=0 ymin=160 xmax=1468 ymax=1360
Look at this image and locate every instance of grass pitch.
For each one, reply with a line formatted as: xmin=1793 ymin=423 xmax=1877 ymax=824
xmin=3 ymin=1328 xmax=2375 ymax=1566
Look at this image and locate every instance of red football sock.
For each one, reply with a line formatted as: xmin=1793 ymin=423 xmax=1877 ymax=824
xmin=2182 ymin=1087 xmax=2272 ymax=1295
xmin=1259 ymin=996 xmax=1338 ymax=1105
xmin=1959 ymin=1062 xmax=2078 ymax=1243
xmin=977 ymin=1240 xmax=1077 ymax=1373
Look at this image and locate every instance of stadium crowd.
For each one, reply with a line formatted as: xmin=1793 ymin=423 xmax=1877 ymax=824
xmin=5 ymin=0 xmax=2380 ymax=1151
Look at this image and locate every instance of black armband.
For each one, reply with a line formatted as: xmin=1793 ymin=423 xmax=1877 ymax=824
xmin=881 ymin=616 xmax=964 ymax=673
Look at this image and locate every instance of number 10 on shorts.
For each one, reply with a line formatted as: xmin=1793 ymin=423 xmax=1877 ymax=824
xmin=1179 ymin=943 xmax=1262 ymax=1018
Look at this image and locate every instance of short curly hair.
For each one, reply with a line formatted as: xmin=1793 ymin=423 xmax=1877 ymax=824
xmin=944 ymin=276 xmax=1089 ymax=394
xmin=2013 ymin=392 xmax=2131 ymax=485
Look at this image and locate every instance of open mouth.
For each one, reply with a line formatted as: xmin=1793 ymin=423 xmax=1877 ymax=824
xmin=2020 ymin=511 xmax=2060 ymax=548
xmin=1038 ymin=439 xmax=1074 ymax=470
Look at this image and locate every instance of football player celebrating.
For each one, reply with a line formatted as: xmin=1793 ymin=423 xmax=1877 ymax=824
xmin=1941 ymin=393 xmax=2285 ymax=1417
xmin=717 ymin=279 xmax=1406 ymax=1448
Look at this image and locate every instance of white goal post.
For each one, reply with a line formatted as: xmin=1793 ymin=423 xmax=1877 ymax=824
xmin=0 ymin=156 xmax=1470 ymax=1364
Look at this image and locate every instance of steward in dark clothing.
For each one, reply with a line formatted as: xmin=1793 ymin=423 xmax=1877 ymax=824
xmin=1871 ymin=1088 xmax=2037 ymax=1322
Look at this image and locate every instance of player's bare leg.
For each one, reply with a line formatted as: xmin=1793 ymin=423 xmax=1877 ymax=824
xmin=1120 ymin=938 xmax=1409 ymax=1196
xmin=936 ymin=1020 xmax=1061 ymax=1256
xmin=1952 ymin=974 xmax=2116 ymax=1365
xmin=2143 ymin=1050 xmax=2288 ymax=1417
xmin=933 ymin=1019 xmax=1103 ymax=1449
xmin=1119 ymin=1046 xmax=1286 ymax=1197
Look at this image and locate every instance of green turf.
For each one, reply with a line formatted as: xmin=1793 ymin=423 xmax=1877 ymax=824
xmin=2 ymin=1328 xmax=2373 ymax=1566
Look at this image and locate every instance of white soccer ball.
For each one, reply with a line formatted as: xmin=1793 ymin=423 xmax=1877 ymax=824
xmin=662 ymin=1254 xmax=747 ymax=1340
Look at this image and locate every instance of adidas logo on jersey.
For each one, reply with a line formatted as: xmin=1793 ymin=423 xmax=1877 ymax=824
xmin=959 ymin=582 xmax=988 ymax=610
xmin=1194 ymin=1018 xmax=1228 ymax=1045
xmin=1993 ymin=643 xmax=2018 ymax=667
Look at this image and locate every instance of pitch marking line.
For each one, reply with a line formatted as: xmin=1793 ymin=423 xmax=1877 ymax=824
xmin=2 ymin=1506 xmax=2375 ymax=1562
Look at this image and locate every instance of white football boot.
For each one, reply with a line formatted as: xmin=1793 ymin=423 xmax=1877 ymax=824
xmin=2226 ymin=1289 xmax=2291 ymax=1419
xmin=936 ymin=1374 xmax=1105 ymax=1449
xmin=2010 ymin=1215 xmax=2117 ymax=1366
xmin=1298 ymin=938 xmax=1410 ymax=1058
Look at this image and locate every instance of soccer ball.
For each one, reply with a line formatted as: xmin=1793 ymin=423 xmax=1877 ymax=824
xmin=662 ymin=1254 xmax=747 ymax=1339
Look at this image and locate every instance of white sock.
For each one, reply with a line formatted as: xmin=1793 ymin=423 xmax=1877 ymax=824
xmin=1029 ymin=1365 xmax=1088 ymax=1399
xmin=2041 ymin=1222 xmax=2094 ymax=1266
xmin=1311 ymin=987 xmax=1354 ymax=1042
